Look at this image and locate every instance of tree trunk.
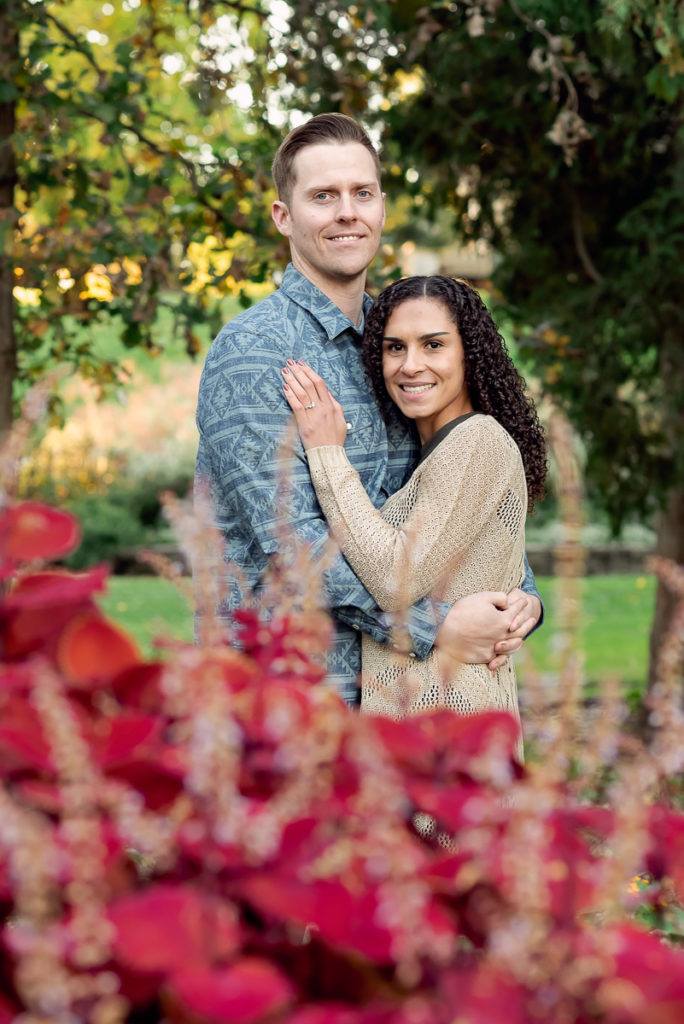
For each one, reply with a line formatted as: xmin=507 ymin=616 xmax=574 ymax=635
xmin=0 ymin=6 xmax=18 ymax=436
xmin=648 ymin=488 xmax=684 ymax=688
xmin=648 ymin=326 xmax=684 ymax=690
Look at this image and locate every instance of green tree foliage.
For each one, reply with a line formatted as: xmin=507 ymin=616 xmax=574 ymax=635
xmin=273 ymin=0 xmax=684 ymax=687
xmin=1 ymin=0 xmax=280 ymax=429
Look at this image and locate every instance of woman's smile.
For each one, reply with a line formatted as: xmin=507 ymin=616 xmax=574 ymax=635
xmin=398 ymin=382 xmax=435 ymax=394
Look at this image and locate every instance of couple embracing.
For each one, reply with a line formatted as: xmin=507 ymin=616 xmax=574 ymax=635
xmin=196 ymin=113 xmax=546 ymax=753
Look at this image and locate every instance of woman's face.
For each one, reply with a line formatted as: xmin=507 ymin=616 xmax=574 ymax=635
xmin=381 ymin=296 xmax=473 ymax=444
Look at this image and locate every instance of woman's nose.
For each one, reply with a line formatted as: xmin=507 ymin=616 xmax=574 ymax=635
xmin=402 ymin=349 xmax=424 ymax=374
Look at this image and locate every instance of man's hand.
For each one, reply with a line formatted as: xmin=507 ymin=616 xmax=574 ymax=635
xmin=487 ymin=588 xmax=541 ymax=669
xmin=435 ymin=589 xmax=541 ymax=672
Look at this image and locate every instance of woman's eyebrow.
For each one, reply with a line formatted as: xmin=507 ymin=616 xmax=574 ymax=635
xmin=383 ymin=330 xmax=450 ymax=341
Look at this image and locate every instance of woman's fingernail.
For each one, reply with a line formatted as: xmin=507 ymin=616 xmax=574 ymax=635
xmin=297 ymin=360 xmax=305 ymax=366
xmin=282 ymin=366 xmax=289 ymax=374
xmin=287 ymin=358 xmax=295 ymax=365
xmin=283 ymin=383 xmax=289 ymax=391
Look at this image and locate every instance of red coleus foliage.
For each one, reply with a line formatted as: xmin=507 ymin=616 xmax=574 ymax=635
xmin=0 ymin=499 xmax=683 ymax=1024
xmin=0 ymin=501 xmax=80 ymax=576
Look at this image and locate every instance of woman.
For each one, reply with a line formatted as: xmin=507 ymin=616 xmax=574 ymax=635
xmin=281 ymin=276 xmax=546 ymax=747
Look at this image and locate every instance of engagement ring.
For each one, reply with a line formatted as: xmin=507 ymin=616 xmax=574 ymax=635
xmin=304 ymin=401 xmax=316 ymax=409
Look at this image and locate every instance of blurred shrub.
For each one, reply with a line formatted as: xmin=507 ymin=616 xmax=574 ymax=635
xmin=18 ymin=365 xmax=200 ymax=567
xmin=60 ymin=471 xmax=193 ymax=569
xmin=61 ymin=492 xmax=149 ymax=568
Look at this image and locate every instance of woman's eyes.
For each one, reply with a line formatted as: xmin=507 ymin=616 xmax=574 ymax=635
xmin=384 ymin=341 xmax=443 ymax=352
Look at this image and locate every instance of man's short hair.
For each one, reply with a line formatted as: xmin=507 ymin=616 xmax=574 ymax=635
xmin=271 ymin=113 xmax=382 ymax=204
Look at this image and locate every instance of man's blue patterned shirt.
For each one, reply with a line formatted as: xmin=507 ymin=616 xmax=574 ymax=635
xmin=195 ymin=265 xmax=440 ymax=704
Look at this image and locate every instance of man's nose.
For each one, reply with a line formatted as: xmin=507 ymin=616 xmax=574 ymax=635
xmin=336 ymin=193 xmax=355 ymax=219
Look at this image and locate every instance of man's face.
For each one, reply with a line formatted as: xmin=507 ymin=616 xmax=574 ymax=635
xmin=272 ymin=142 xmax=385 ymax=295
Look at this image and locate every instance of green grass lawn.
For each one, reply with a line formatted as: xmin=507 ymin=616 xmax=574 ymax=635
xmin=100 ymin=573 xmax=655 ymax=693
xmin=100 ymin=576 xmax=195 ymax=655
xmin=517 ymin=573 xmax=654 ymax=693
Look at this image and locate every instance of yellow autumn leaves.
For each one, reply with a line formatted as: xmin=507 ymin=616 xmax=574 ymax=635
xmin=14 ymin=236 xmax=270 ymax=308
xmin=14 ymin=258 xmax=144 ymax=306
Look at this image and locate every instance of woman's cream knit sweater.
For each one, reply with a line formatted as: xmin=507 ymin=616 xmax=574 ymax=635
xmin=306 ymin=413 xmax=527 ymax=731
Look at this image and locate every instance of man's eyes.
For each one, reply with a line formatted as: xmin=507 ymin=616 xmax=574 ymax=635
xmin=312 ymin=189 xmax=374 ymax=201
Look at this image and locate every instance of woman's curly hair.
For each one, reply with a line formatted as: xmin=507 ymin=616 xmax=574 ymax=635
xmin=363 ymin=276 xmax=547 ymax=505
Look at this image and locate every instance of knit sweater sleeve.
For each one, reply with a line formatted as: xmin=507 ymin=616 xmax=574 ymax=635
xmin=305 ymin=417 xmax=522 ymax=612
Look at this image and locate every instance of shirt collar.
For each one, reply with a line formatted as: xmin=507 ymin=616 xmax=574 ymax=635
xmin=279 ymin=264 xmax=373 ymax=342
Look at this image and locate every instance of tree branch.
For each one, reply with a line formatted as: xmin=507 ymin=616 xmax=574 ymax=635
xmin=211 ymin=0 xmax=264 ymax=15
xmin=77 ymin=105 xmax=228 ymax=219
xmin=571 ymin=192 xmax=603 ymax=284
xmin=45 ymin=12 xmax=104 ymax=78
xmin=507 ymin=0 xmax=579 ymax=111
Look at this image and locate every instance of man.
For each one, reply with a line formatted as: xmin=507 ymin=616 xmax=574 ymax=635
xmin=195 ymin=113 xmax=542 ymax=706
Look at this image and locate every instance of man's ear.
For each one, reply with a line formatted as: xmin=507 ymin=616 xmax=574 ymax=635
xmin=381 ymin=192 xmax=386 ymax=230
xmin=272 ymin=200 xmax=291 ymax=236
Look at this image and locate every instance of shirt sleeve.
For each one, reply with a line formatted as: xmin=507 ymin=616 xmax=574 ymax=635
xmin=195 ymin=327 xmax=445 ymax=656
xmin=305 ymin=420 xmax=522 ymax=612
xmin=520 ymin=553 xmax=545 ymax=633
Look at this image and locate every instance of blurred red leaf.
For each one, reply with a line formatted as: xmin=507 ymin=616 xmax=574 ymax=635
xmin=370 ymin=710 xmax=519 ymax=781
xmin=543 ymin=811 xmax=606 ymax=923
xmin=0 ymin=665 xmax=37 ymax=693
xmin=13 ymin=778 xmax=63 ymax=814
xmin=4 ymin=567 xmax=108 ymax=610
xmin=1 ymin=569 xmax=108 ymax=661
xmin=647 ymin=806 xmax=684 ymax=898
xmin=286 ymin=1006 xmax=401 ymax=1024
xmin=91 ymin=712 xmax=162 ymax=768
xmin=439 ymin=963 xmax=527 ymax=1024
xmin=597 ymin=925 xmax=684 ymax=1022
xmin=0 ymin=695 xmax=53 ymax=772
xmin=168 ymin=958 xmax=294 ymax=1024
xmin=0 ymin=992 xmax=20 ymax=1024
xmin=57 ymin=610 xmax=141 ymax=685
xmin=2 ymin=602 xmax=90 ymax=661
xmin=405 ymin=779 xmax=502 ymax=835
xmin=107 ymin=759 xmax=184 ymax=809
xmin=110 ymin=661 xmax=165 ymax=711
xmin=0 ymin=502 xmax=80 ymax=565
xmin=109 ymin=884 xmax=241 ymax=973
xmin=247 ymin=679 xmax=315 ymax=744
xmin=0 ymin=855 xmax=10 ymax=903
xmin=239 ymin=875 xmax=398 ymax=963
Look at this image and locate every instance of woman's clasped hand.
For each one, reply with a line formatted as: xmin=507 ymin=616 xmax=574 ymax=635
xmin=282 ymin=359 xmax=348 ymax=449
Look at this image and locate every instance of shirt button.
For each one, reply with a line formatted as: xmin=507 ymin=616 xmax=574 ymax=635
xmin=408 ymin=652 xmax=416 ymax=658
xmin=352 ymin=624 xmax=359 ymax=631
xmin=346 ymin=422 xmax=352 ymax=431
